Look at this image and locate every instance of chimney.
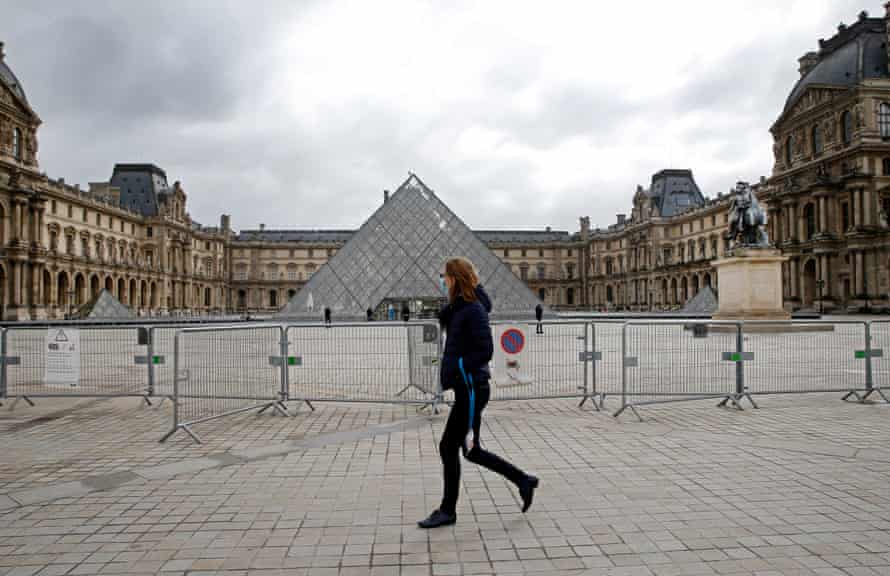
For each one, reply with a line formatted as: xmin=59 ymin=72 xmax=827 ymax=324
xmin=259 ymin=223 xmax=265 ymax=231
xmin=220 ymin=214 xmax=231 ymax=231
xmin=798 ymin=51 xmax=819 ymax=77
xmin=0 ymin=42 xmax=5 ymax=62
xmin=383 ymin=190 xmax=390 ymax=203
xmin=545 ymin=225 xmax=551 ymax=232
xmin=617 ymin=214 xmax=626 ymax=226
xmin=579 ymin=216 xmax=590 ymax=241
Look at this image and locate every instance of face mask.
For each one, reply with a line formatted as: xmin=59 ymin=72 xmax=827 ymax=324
xmin=439 ymin=276 xmax=448 ymax=295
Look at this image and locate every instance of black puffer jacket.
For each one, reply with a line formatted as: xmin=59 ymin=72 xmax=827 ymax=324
xmin=438 ymin=285 xmax=494 ymax=390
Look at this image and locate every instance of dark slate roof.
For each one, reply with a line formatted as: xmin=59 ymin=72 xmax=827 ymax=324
xmin=784 ymin=16 xmax=888 ymax=113
xmin=0 ymin=58 xmax=27 ymax=104
xmin=109 ymin=164 xmax=169 ymax=216
xmin=235 ymin=229 xmax=355 ymax=243
xmin=647 ymin=169 xmax=704 ymax=217
xmin=474 ymin=230 xmax=572 ymax=243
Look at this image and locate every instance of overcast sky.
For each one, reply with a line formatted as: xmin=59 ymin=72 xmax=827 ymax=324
xmin=0 ymin=0 xmax=875 ymax=232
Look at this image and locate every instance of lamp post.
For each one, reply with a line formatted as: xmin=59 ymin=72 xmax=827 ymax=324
xmin=815 ymin=278 xmax=825 ymax=315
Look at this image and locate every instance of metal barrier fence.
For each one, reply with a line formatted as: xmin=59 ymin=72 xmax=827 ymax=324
xmin=2 ymin=325 xmax=154 ymax=408
xmin=868 ymin=320 xmax=890 ymax=403
xmin=159 ymin=324 xmax=288 ymax=443
xmin=285 ymin=322 xmax=441 ymax=405
xmin=488 ymin=321 xmax=590 ymax=402
xmin=1 ymin=317 xmax=886 ymax=441
xmin=613 ymin=319 xmax=887 ymax=419
xmin=614 ymin=321 xmax=741 ymax=419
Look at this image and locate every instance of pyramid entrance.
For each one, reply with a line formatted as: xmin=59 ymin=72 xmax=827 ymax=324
xmin=280 ymin=174 xmax=546 ymax=321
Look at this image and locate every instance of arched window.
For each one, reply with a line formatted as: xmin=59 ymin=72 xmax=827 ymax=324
xmin=805 ymin=203 xmax=816 ymax=239
xmin=12 ymin=128 xmax=21 ymax=160
xmin=785 ymin=135 xmax=793 ymax=165
xmin=811 ymin=123 xmax=823 ymax=155
xmin=269 ymin=290 xmax=278 ymax=308
xmin=567 ymin=287 xmax=574 ymax=306
xmin=883 ymin=158 xmax=890 ymax=176
xmin=880 ymin=103 xmax=890 ymax=139
xmin=841 ymin=110 xmax=853 ymax=145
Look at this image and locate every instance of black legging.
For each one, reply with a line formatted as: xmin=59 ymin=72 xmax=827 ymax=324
xmin=439 ymin=381 xmax=527 ymax=515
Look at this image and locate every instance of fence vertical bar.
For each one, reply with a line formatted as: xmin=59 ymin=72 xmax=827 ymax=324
xmin=0 ymin=328 xmax=6 ymax=403
xmin=736 ymin=323 xmax=744 ymax=397
xmin=865 ymin=321 xmax=873 ymax=393
xmin=580 ymin=322 xmax=589 ymax=407
xmin=147 ymin=327 xmax=155 ymax=399
xmin=159 ymin=330 xmax=181 ymax=443
xmin=279 ymin=325 xmax=289 ymax=410
xmin=614 ymin=322 xmax=629 ymax=418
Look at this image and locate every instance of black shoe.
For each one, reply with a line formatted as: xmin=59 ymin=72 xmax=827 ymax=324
xmin=520 ymin=475 xmax=539 ymax=513
xmin=417 ymin=509 xmax=456 ymax=529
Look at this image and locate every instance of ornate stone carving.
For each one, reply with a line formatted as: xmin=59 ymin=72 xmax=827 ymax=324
xmin=823 ymin=117 xmax=835 ymax=142
xmin=855 ymin=103 xmax=865 ymax=128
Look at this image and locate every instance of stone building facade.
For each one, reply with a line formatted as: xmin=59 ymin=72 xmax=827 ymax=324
xmin=760 ymin=7 xmax=890 ymax=312
xmin=3 ymin=7 xmax=890 ymax=319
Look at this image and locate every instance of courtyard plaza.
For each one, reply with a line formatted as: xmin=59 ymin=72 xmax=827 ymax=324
xmin=1 ymin=375 xmax=890 ymax=576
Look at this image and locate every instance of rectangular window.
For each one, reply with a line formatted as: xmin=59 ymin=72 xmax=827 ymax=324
xmin=83 ymin=208 xmax=88 ymax=222
xmin=503 ymin=249 xmax=509 ymax=258
xmin=521 ymin=248 xmax=527 ymax=257
xmin=567 ymin=249 xmax=573 ymax=257
xmin=51 ymin=200 xmax=57 ymax=214
xmin=842 ymin=203 xmax=850 ymax=231
xmin=308 ymin=248 xmax=314 ymax=258
xmin=146 ymin=226 xmax=153 ymax=238
xmin=539 ymin=249 xmax=544 ymax=257
xmin=96 ymin=213 xmax=101 ymax=226
xmin=120 ymin=221 xmax=124 ymax=232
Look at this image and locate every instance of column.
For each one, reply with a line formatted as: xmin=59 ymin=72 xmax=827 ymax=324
xmin=862 ymin=187 xmax=872 ymax=227
xmin=853 ymin=190 xmax=861 ymax=228
xmin=821 ymin=254 xmax=831 ymax=298
xmin=818 ymin=197 xmax=827 ymax=233
xmin=30 ymin=264 xmax=40 ymax=309
xmin=10 ymin=200 xmax=20 ymax=243
xmin=11 ymin=261 xmax=21 ymax=308
xmin=855 ymin=251 xmax=864 ymax=295
xmin=791 ymin=258 xmax=799 ymax=299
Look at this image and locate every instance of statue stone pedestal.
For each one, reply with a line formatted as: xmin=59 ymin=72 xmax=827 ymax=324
xmin=712 ymin=247 xmax=790 ymax=320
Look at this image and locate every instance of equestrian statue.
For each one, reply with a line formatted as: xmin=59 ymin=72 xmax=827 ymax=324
xmin=726 ymin=181 xmax=769 ymax=248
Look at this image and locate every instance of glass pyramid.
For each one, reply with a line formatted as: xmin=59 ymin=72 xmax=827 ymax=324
xmin=279 ymin=174 xmax=547 ymax=320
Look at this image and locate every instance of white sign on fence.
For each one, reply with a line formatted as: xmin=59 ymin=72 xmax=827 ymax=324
xmin=44 ymin=328 xmax=80 ymax=388
xmin=491 ymin=324 xmax=533 ymax=388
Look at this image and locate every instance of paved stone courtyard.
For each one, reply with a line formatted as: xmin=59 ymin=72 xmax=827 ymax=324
xmin=2 ymin=392 xmax=890 ymax=575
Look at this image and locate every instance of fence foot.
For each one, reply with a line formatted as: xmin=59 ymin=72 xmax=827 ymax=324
xmin=142 ymin=396 xmax=153 ymax=407
xmin=158 ymin=427 xmax=178 ymax=443
xmin=858 ymin=388 xmax=890 ymax=404
xmin=395 ymin=383 xmax=429 ymax=398
xmin=578 ymin=394 xmax=601 ymax=412
xmin=182 ymin=425 xmax=202 ymax=444
xmin=842 ymin=390 xmax=864 ymax=403
xmin=717 ymin=395 xmax=745 ymax=411
xmin=8 ymin=396 xmax=35 ymax=411
xmin=273 ymin=401 xmax=290 ymax=417
xmin=743 ymin=393 xmax=759 ymax=409
xmin=304 ymin=400 xmax=315 ymax=412
xmin=159 ymin=425 xmax=201 ymax=444
xmin=598 ymin=393 xmax=607 ymax=410
xmin=613 ymin=404 xmax=643 ymax=422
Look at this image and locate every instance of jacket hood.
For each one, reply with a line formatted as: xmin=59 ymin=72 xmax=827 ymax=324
xmin=475 ymin=284 xmax=492 ymax=313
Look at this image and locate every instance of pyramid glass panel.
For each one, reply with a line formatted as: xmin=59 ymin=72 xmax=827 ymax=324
xmin=280 ymin=174 xmax=547 ymax=320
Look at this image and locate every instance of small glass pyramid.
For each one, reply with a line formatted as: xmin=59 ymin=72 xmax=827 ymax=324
xmin=279 ymin=174 xmax=547 ymax=320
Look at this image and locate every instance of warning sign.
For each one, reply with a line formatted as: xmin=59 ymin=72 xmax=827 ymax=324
xmin=492 ymin=324 xmax=532 ymax=388
xmin=45 ymin=328 xmax=80 ymax=388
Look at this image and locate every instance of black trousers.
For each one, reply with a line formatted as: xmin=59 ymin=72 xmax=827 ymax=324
xmin=439 ymin=381 xmax=527 ymax=515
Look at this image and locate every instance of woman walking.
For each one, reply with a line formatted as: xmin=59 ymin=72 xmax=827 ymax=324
xmin=419 ymin=257 xmax=538 ymax=529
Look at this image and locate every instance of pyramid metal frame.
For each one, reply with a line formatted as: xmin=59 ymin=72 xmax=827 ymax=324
xmin=280 ymin=174 xmax=548 ymax=320
xmin=73 ymin=288 xmax=135 ymax=319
